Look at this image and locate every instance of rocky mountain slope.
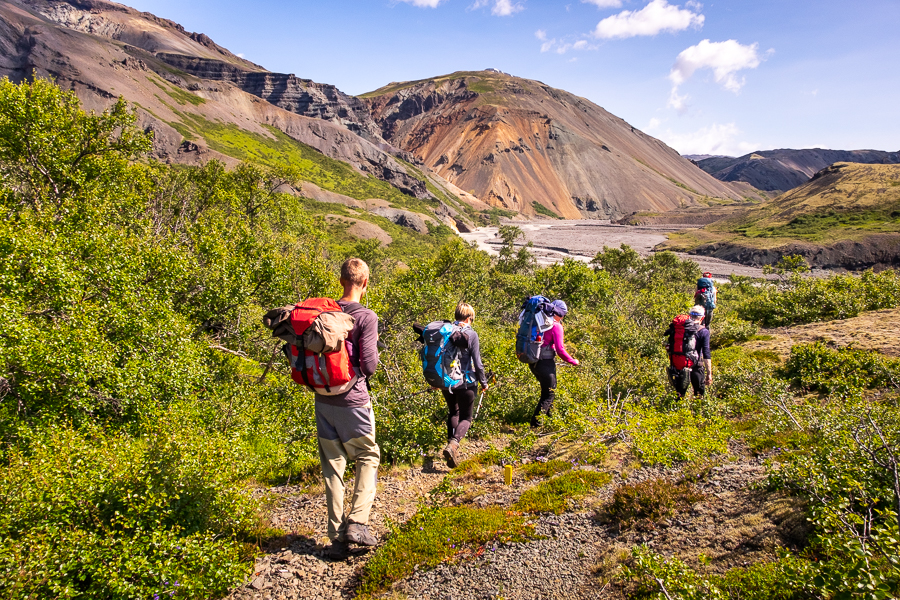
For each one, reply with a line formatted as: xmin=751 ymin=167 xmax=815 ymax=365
xmin=0 ymin=0 xmax=485 ymax=233
xmin=696 ymin=148 xmax=900 ymax=192
xmin=659 ymin=162 xmax=900 ymax=269
xmin=362 ymin=71 xmax=745 ymax=220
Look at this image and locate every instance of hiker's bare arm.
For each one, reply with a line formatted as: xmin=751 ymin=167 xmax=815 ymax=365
xmin=704 ymin=359 xmax=712 ymax=384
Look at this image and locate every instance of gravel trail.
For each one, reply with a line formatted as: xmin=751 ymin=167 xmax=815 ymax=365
xmin=227 ymin=437 xmax=805 ymax=600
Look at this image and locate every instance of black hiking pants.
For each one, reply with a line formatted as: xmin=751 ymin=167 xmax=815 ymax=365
xmin=703 ymin=308 xmax=714 ymax=330
xmin=669 ymin=363 xmax=706 ymax=398
xmin=529 ymin=358 xmax=557 ymax=424
xmin=443 ymin=385 xmax=477 ymax=442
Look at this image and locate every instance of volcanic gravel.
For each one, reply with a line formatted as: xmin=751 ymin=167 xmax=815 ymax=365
xmin=227 ymin=440 xmax=805 ymax=600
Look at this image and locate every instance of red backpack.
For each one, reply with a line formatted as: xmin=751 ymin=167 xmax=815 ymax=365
xmin=289 ymin=298 xmax=358 ymax=395
xmin=665 ymin=314 xmax=700 ymax=370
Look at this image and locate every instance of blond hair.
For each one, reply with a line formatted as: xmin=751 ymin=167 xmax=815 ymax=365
xmin=455 ymin=302 xmax=475 ymax=323
xmin=340 ymin=258 xmax=369 ymax=287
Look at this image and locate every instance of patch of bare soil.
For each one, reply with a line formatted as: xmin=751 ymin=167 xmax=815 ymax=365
xmin=742 ymin=308 xmax=900 ymax=358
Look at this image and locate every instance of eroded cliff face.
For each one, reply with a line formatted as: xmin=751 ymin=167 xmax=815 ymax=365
xmin=1 ymin=0 xmax=431 ymax=200
xmin=154 ymin=54 xmax=384 ymax=144
xmin=364 ymin=73 xmax=744 ymax=220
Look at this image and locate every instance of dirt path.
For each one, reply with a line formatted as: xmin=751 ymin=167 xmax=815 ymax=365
xmin=460 ymin=221 xmax=773 ymax=279
xmin=227 ymin=439 xmax=802 ymax=600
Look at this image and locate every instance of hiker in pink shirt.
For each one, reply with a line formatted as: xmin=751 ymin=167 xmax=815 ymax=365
xmin=529 ymin=299 xmax=579 ymax=427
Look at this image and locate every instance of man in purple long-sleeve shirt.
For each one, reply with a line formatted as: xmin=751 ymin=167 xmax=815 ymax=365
xmin=318 ymin=258 xmax=381 ymax=558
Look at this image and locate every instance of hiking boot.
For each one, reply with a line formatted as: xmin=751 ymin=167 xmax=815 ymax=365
xmin=324 ymin=539 xmax=350 ymax=559
xmin=442 ymin=439 xmax=460 ymax=468
xmin=345 ymin=522 xmax=378 ymax=547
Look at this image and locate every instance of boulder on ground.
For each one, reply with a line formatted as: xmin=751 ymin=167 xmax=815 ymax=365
xmin=372 ymin=207 xmax=432 ymax=234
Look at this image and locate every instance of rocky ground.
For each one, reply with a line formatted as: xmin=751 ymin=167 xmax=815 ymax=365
xmin=227 ymin=438 xmax=805 ymax=600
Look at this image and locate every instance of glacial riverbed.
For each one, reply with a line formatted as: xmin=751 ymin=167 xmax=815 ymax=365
xmin=460 ymin=220 xmax=772 ymax=279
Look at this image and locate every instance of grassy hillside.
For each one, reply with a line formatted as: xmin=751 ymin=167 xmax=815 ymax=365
xmin=662 ymin=162 xmax=900 ymax=253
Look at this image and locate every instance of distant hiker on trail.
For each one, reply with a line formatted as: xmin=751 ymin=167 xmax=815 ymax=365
xmin=529 ymin=299 xmax=578 ymax=428
xmin=694 ymin=272 xmax=717 ymax=329
xmin=665 ymin=305 xmax=712 ymax=399
xmin=313 ymin=258 xmax=381 ymax=558
xmin=437 ymin=303 xmax=488 ymax=468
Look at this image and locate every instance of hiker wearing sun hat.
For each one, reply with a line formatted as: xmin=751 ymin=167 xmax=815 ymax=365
xmin=529 ymin=299 xmax=579 ymax=427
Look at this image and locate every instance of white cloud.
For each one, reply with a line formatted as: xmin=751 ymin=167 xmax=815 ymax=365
xmin=593 ymin=0 xmax=704 ymax=39
xmin=667 ymin=39 xmax=762 ymax=112
xmin=658 ymin=122 xmax=758 ymax=156
xmin=397 ymin=0 xmax=444 ymax=7
xmin=538 ymin=34 xmax=597 ymax=54
xmin=472 ymin=0 xmax=524 ymax=16
xmin=582 ymin=0 xmax=622 ymax=8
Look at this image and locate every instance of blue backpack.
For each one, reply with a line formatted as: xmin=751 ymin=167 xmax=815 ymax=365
xmin=420 ymin=321 xmax=473 ymax=390
xmin=695 ymin=277 xmax=716 ymax=310
xmin=515 ymin=295 xmax=553 ymax=364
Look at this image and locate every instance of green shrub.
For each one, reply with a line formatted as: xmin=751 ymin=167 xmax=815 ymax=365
xmin=0 ymin=423 xmax=257 ymax=598
xmin=741 ymin=269 xmax=900 ymax=327
xmin=620 ymin=546 xmax=816 ymax=600
xmin=629 ymin=407 xmax=732 ymax=467
xmin=514 ymin=470 xmax=611 ymax=514
xmin=781 ymin=342 xmax=900 ymax=395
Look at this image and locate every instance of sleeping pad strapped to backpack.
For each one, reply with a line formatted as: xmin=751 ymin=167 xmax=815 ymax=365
xmin=695 ymin=276 xmax=716 ymax=311
xmin=515 ymin=295 xmax=554 ymax=364
xmin=420 ymin=321 xmax=473 ymax=390
xmin=665 ymin=314 xmax=700 ymax=370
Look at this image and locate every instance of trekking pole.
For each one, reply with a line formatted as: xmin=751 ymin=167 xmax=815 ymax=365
xmin=473 ymin=370 xmax=495 ymax=421
xmin=473 ymin=389 xmax=486 ymax=421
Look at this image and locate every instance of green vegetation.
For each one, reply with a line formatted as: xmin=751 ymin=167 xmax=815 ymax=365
xmin=148 ymin=75 xmax=207 ymax=106
xmin=169 ymin=112 xmax=438 ymax=214
xmin=532 ymin=200 xmax=563 ymax=219
xmin=521 ymin=458 xmax=573 ymax=480
xmin=3 ymin=78 xmax=900 ymax=599
xmin=514 ymin=470 xmax=611 ymax=514
xmin=358 ymin=504 xmax=537 ymax=594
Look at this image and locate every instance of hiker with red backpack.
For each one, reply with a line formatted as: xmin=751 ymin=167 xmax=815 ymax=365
xmin=263 ymin=258 xmax=381 ymax=559
xmin=694 ymin=272 xmax=717 ymax=329
xmin=665 ymin=305 xmax=712 ymax=398
xmin=525 ymin=299 xmax=579 ymax=427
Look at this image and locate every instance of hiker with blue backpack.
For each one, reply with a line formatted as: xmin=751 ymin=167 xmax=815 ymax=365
xmin=694 ymin=272 xmax=717 ymax=329
xmin=515 ymin=297 xmax=579 ymax=428
xmin=416 ymin=303 xmax=488 ymax=468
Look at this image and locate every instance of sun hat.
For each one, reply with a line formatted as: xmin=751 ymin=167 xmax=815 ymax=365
xmin=550 ymin=299 xmax=568 ymax=317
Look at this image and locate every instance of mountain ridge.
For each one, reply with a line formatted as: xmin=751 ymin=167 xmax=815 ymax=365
xmin=362 ymin=70 xmax=746 ymax=220
xmin=697 ymin=148 xmax=900 ymax=192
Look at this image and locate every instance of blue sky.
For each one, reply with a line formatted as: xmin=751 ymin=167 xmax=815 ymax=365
xmin=126 ymin=0 xmax=900 ymax=156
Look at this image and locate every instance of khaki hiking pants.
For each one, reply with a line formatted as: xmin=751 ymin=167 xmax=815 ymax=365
xmin=315 ymin=401 xmax=381 ymax=541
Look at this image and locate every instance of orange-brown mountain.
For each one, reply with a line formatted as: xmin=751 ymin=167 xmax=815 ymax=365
xmin=363 ymin=72 xmax=743 ymax=220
